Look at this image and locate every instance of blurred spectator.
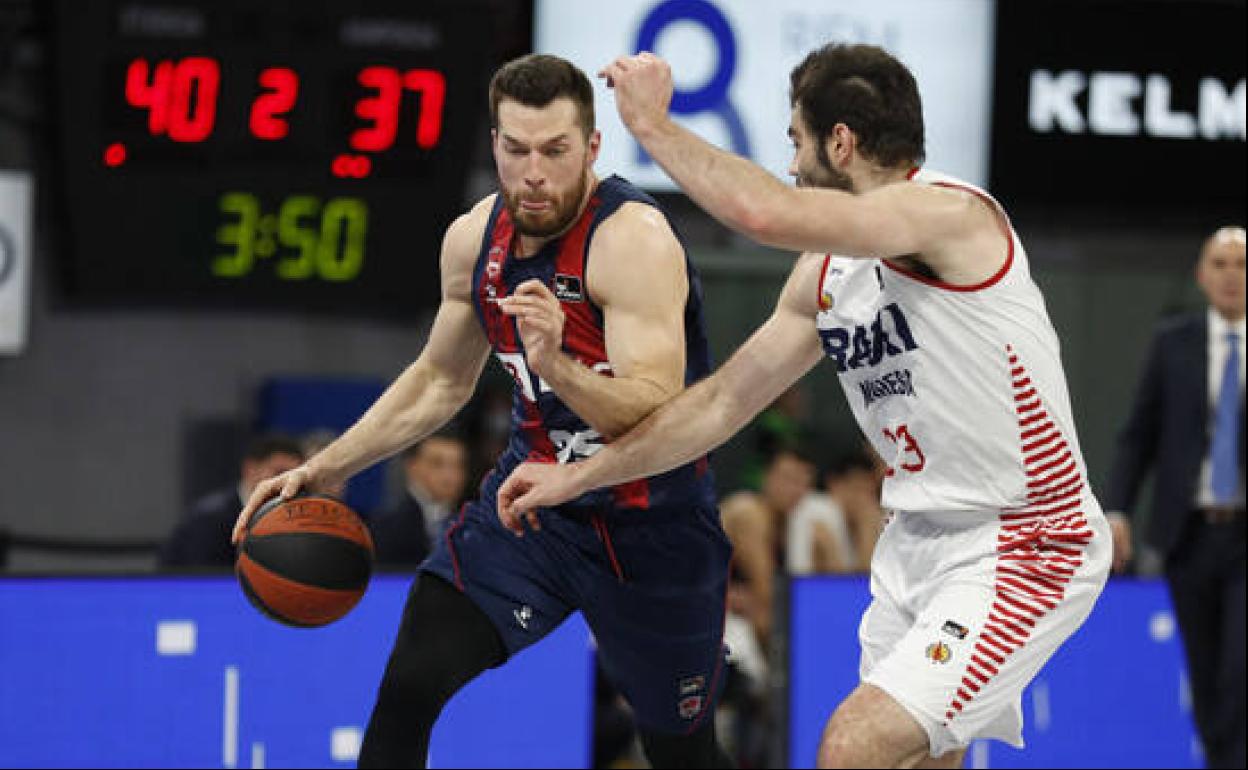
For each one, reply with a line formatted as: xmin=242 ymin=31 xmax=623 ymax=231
xmin=368 ymin=432 xmax=469 ymax=568
xmin=721 ymin=447 xmax=817 ymax=647
xmin=159 ymin=433 xmax=304 ymax=568
xmin=789 ymin=446 xmax=884 ymax=574
xmin=719 ymin=446 xmax=819 ymax=768
xmin=1105 ymin=225 xmax=1244 ymax=769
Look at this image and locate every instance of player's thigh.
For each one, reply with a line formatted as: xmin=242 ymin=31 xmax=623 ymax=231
xmin=581 ymin=507 xmax=732 ymax=734
xmin=819 ymin=683 xmax=929 ymax=768
xmin=422 ymin=499 xmax=576 ymax=657
xmin=868 ymin=532 xmax=1108 ymax=757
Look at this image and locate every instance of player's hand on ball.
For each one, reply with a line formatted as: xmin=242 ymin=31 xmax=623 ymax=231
xmin=598 ymin=52 xmax=674 ymax=134
xmin=498 ymin=462 xmax=587 ymax=537
xmin=498 ymin=279 xmax=566 ymax=378
xmin=232 ymin=464 xmax=323 ymax=545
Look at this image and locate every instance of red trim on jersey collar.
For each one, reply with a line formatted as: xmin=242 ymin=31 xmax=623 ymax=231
xmin=882 ymin=180 xmax=1014 ymax=293
xmin=906 ymin=166 xmax=921 ymax=180
xmin=816 ymin=254 xmax=833 ymax=310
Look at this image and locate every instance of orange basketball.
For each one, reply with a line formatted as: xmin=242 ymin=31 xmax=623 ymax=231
xmin=236 ymin=494 xmax=374 ymax=627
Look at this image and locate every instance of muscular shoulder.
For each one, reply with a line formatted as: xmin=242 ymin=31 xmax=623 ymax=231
xmin=586 ymin=201 xmax=686 ymax=307
xmin=440 ymin=194 xmax=497 ymax=300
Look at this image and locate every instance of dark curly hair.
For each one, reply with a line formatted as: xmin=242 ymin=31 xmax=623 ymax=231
xmin=789 ymin=44 xmax=925 ymax=169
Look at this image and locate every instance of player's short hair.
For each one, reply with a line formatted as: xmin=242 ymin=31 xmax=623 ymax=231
xmin=490 ymin=54 xmax=595 ymax=138
xmin=789 ymin=44 xmax=926 ymax=169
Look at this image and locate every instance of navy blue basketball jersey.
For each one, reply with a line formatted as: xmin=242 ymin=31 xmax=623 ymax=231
xmin=472 ymin=175 xmax=714 ymax=511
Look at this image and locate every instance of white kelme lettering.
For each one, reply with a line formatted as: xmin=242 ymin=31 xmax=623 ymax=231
xmin=1029 ymin=70 xmax=1245 ymax=140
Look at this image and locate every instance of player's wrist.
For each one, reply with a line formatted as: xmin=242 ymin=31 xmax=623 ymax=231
xmin=531 ymin=347 xmax=575 ymax=385
xmin=630 ymin=112 xmax=674 ymax=146
xmin=569 ymin=453 xmax=606 ymax=496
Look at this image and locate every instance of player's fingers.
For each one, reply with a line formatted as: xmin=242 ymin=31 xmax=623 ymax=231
xmin=278 ymin=473 xmax=303 ymax=500
xmin=513 ymin=280 xmax=558 ymax=304
xmin=597 ymin=59 xmax=629 ymax=86
xmin=497 ymin=469 xmax=527 ymax=513
xmin=513 ymin=278 xmax=546 ymax=295
xmin=499 ymin=506 xmax=524 ymax=537
xmin=498 ymin=297 xmax=550 ymax=317
xmin=232 ymin=480 xmax=275 ymax=544
xmin=509 ymin=484 xmax=549 ymax=519
xmin=526 ymin=510 xmax=542 ymax=532
xmin=518 ymin=314 xmax=556 ymax=336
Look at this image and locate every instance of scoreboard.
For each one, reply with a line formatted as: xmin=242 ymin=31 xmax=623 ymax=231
xmin=51 ymin=0 xmax=499 ymax=314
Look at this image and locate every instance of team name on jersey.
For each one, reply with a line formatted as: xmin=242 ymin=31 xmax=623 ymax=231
xmin=818 ymin=302 xmax=919 ymax=373
xmin=858 ymin=368 xmax=917 ymax=408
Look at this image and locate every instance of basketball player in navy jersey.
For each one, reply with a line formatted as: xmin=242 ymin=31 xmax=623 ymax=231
xmin=231 ymin=54 xmax=733 ymax=769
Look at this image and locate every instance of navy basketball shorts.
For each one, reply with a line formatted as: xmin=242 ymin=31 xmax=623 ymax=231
xmin=421 ymin=493 xmax=733 ymax=735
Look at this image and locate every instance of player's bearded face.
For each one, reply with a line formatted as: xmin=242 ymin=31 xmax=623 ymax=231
xmin=798 ymin=150 xmax=854 ymax=192
xmin=788 ymin=108 xmax=855 ymax=193
xmin=503 ymin=166 xmax=589 ymax=238
xmin=495 ymin=99 xmax=597 ymax=239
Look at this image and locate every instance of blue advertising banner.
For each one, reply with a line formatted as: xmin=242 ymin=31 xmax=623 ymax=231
xmin=0 ymin=576 xmax=593 ymax=768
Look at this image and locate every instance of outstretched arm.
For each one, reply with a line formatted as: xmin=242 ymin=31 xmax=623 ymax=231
xmin=599 ymin=53 xmax=1003 ymax=283
xmin=233 ymin=204 xmax=493 ymax=542
xmin=497 ymin=252 xmax=827 ymax=530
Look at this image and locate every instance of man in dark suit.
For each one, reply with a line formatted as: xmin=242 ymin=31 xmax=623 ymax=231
xmin=369 ymin=432 xmax=468 ymax=568
xmin=159 ymin=434 xmax=304 ymax=568
xmin=1107 ymin=226 xmax=1245 ymax=769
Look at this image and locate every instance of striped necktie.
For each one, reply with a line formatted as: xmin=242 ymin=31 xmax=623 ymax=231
xmin=1210 ymin=331 xmax=1242 ymax=505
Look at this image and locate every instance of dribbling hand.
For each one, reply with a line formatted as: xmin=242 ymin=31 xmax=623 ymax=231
xmin=232 ymin=465 xmax=320 ymax=545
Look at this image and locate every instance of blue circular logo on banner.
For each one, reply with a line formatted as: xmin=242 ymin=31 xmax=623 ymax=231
xmin=635 ymin=0 xmax=736 ymax=114
xmin=633 ymin=0 xmax=751 ymax=161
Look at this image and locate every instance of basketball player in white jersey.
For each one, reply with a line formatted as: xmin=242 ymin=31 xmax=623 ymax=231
xmin=498 ymin=46 xmax=1112 ymax=769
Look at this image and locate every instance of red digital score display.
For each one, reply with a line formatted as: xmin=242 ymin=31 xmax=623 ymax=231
xmin=117 ymin=57 xmax=447 ymax=176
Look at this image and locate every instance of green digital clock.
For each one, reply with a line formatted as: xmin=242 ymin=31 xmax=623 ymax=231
xmin=213 ymin=193 xmax=368 ymax=282
xmin=52 ymin=0 xmax=499 ymax=315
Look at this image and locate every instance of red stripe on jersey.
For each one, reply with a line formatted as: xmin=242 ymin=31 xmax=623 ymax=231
xmin=551 ymin=196 xmax=652 ymax=509
xmin=938 ymin=346 xmax=1096 ymax=727
xmin=482 ymin=207 xmax=555 ymax=460
xmin=481 ymin=208 xmax=518 ymax=351
xmin=613 ymin=479 xmax=651 ymax=509
xmin=554 ymin=196 xmax=609 ymax=365
xmin=882 ymin=179 xmax=1015 ymax=292
xmin=444 ymin=505 xmax=469 ymax=591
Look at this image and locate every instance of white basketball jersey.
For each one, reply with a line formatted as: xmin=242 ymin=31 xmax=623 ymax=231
xmin=815 ymin=169 xmax=1095 ymax=516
